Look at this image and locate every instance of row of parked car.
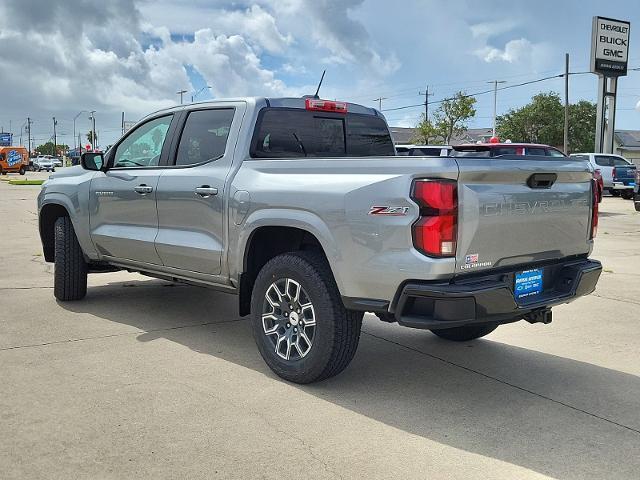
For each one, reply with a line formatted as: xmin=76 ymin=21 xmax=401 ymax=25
xmin=397 ymin=142 xmax=639 ymax=211
xmin=31 ymin=155 xmax=63 ymax=172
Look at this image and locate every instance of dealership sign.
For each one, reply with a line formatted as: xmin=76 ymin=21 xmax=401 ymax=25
xmin=591 ymin=16 xmax=631 ymax=76
xmin=0 ymin=132 xmax=12 ymax=146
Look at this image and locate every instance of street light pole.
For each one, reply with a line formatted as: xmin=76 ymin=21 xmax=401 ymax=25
xmin=488 ymin=80 xmax=507 ymax=138
xmin=191 ymin=85 xmax=212 ymax=103
xmin=52 ymin=117 xmax=57 ymax=156
xmin=89 ymin=111 xmax=97 ymax=150
xmin=177 ymin=90 xmax=187 ymax=104
xmin=73 ymin=110 xmax=88 ymax=155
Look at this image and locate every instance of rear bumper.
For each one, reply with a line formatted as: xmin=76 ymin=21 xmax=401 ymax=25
xmin=393 ymin=258 xmax=602 ymax=330
xmin=612 ymin=181 xmax=634 ymax=190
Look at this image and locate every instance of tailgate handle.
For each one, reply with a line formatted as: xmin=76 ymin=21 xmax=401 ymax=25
xmin=527 ymin=173 xmax=557 ymax=189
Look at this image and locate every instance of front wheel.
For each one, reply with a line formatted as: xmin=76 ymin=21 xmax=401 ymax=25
xmin=621 ymin=190 xmax=633 ymax=200
xmin=634 ymin=193 xmax=640 ymax=212
xmin=431 ymin=324 xmax=498 ymax=342
xmin=610 ymin=189 xmax=621 ymax=197
xmin=19 ymin=166 xmax=25 ymax=175
xmin=54 ymin=217 xmax=88 ymax=301
xmin=251 ymin=251 xmax=362 ymax=383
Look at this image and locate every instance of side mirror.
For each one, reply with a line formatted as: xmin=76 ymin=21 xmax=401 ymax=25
xmin=81 ymin=152 xmax=105 ymax=171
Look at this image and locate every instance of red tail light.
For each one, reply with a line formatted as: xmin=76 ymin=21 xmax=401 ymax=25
xmin=305 ymin=98 xmax=348 ymax=113
xmin=412 ymin=180 xmax=457 ymax=257
xmin=591 ymin=179 xmax=599 ymax=239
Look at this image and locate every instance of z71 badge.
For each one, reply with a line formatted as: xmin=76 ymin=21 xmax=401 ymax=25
xmin=368 ymin=206 xmax=409 ymax=216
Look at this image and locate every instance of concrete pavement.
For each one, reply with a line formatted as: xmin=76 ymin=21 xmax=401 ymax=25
xmin=1 ymin=172 xmax=639 ymax=479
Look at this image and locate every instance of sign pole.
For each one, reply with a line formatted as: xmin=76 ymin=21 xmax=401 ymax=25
xmin=595 ymin=76 xmax=606 ymax=153
xmin=604 ymin=77 xmax=618 ymax=154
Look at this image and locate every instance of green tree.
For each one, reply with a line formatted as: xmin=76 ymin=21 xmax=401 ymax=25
xmin=35 ymin=142 xmax=68 ymax=156
xmin=496 ymin=92 xmax=596 ymax=152
xmin=568 ymin=100 xmax=596 ymax=152
xmin=412 ymin=114 xmax=443 ymax=144
xmin=432 ymin=91 xmax=477 ymax=144
xmin=497 ymin=92 xmax=563 ymax=146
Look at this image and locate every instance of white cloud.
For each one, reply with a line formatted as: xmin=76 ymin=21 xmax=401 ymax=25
xmin=474 ymin=38 xmax=553 ymax=66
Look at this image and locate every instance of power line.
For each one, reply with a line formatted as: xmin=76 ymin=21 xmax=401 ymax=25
xmin=381 ymin=71 xmax=603 ymax=113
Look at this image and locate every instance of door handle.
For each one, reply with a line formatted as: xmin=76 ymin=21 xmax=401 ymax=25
xmin=134 ymin=184 xmax=153 ymax=195
xmin=194 ymin=186 xmax=218 ymax=197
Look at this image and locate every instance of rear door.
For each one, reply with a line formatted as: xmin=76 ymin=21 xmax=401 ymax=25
xmin=594 ymin=155 xmax=614 ymax=187
xmin=154 ymin=104 xmax=242 ymax=274
xmin=454 ymin=156 xmax=593 ymax=274
xmin=89 ymin=114 xmax=174 ymax=265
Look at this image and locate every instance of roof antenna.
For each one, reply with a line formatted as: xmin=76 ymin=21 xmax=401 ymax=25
xmin=313 ymin=70 xmax=326 ymax=99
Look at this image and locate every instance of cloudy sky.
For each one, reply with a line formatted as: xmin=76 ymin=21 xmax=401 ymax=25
xmin=0 ymin=0 xmax=638 ymax=148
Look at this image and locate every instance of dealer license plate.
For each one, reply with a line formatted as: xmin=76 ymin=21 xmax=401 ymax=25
xmin=514 ymin=269 xmax=543 ymax=300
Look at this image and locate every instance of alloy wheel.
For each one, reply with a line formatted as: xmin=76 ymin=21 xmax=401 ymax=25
xmin=262 ymin=278 xmax=316 ymax=360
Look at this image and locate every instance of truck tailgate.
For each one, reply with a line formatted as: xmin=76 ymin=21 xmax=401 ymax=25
xmin=454 ymin=157 xmax=593 ymax=274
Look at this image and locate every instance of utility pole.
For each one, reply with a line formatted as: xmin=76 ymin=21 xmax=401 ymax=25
xmin=373 ymin=96 xmax=387 ymax=111
xmin=418 ymin=85 xmax=434 ymax=121
xmin=89 ymin=111 xmax=96 ymax=150
xmin=488 ymin=80 xmax=507 ymax=138
xmin=27 ymin=117 xmax=32 ymax=157
xmin=121 ymin=112 xmax=125 ymax=136
xmin=177 ymin=90 xmax=187 ymax=104
xmin=564 ymin=53 xmax=570 ymax=154
xmin=52 ymin=117 xmax=58 ymax=156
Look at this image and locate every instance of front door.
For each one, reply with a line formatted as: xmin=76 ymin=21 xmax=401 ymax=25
xmin=155 ymin=107 xmax=238 ymax=274
xmin=89 ymin=115 xmax=174 ymax=265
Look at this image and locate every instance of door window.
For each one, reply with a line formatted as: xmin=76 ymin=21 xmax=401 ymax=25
xmin=547 ymin=148 xmax=566 ymax=157
xmin=112 ymin=116 xmax=172 ymax=168
xmin=526 ymin=147 xmax=547 ymax=156
xmin=613 ymin=156 xmax=631 ymax=166
xmin=595 ymin=156 xmax=613 ymax=167
xmin=175 ymin=109 xmax=235 ymax=166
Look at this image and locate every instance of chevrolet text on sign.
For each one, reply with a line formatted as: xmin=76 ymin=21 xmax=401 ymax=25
xmin=591 ymin=16 xmax=631 ymax=76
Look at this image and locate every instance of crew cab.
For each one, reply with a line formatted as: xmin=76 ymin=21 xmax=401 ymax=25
xmin=38 ymin=97 xmax=602 ymax=383
xmin=612 ymin=163 xmax=637 ymax=200
xmin=570 ymin=153 xmax=636 ymax=197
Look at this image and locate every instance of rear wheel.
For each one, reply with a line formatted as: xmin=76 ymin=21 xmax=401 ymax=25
xmin=251 ymin=251 xmax=362 ymax=383
xmin=431 ymin=324 xmax=498 ymax=342
xmin=19 ymin=166 xmax=25 ymax=175
xmin=621 ymin=190 xmax=633 ymax=200
xmin=54 ymin=217 xmax=88 ymax=301
xmin=610 ymin=189 xmax=621 ymax=197
xmin=634 ymin=193 xmax=640 ymax=212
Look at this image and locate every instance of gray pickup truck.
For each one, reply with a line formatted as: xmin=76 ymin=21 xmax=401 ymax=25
xmin=38 ymin=97 xmax=602 ymax=383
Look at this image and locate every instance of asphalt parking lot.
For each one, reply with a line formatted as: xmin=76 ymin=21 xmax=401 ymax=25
xmin=1 ymin=169 xmax=639 ymax=479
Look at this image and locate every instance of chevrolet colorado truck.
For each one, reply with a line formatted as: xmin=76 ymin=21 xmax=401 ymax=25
xmin=38 ymin=97 xmax=602 ymax=383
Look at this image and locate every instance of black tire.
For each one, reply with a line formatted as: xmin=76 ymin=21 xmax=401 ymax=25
xmin=54 ymin=217 xmax=88 ymax=301
xmin=634 ymin=194 xmax=640 ymax=212
xmin=251 ymin=251 xmax=362 ymax=383
xmin=19 ymin=166 xmax=25 ymax=175
xmin=431 ymin=323 xmax=498 ymax=342
xmin=621 ymin=190 xmax=633 ymax=200
xmin=610 ymin=189 xmax=621 ymax=197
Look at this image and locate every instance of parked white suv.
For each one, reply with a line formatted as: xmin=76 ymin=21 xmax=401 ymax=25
xmin=570 ymin=153 xmax=635 ymax=196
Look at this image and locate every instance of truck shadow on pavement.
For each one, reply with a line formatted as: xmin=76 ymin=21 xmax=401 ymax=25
xmin=60 ymin=279 xmax=640 ymax=480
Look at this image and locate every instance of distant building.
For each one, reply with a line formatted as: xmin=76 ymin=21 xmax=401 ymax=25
xmin=389 ymin=126 xmax=494 ymax=146
xmin=614 ymin=130 xmax=640 ymax=165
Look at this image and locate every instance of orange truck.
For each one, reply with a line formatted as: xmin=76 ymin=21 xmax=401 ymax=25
xmin=0 ymin=146 xmax=29 ymax=175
